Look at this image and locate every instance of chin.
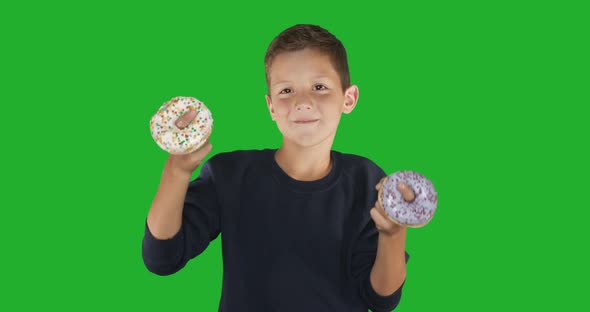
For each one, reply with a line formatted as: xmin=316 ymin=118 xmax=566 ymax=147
xmin=277 ymin=125 xmax=337 ymax=148
xmin=288 ymin=133 xmax=334 ymax=149
xmin=294 ymin=140 xmax=321 ymax=148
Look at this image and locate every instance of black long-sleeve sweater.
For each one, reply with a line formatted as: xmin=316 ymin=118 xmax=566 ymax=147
xmin=142 ymin=148 xmax=409 ymax=311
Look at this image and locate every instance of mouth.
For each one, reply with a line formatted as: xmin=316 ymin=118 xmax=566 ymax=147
xmin=294 ymin=119 xmax=319 ymax=124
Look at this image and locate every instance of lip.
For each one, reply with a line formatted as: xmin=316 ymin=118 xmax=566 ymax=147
xmin=294 ymin=119 xmax=319 ymax=124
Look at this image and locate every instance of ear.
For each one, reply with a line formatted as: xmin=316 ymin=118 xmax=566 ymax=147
xmin=342 ymin=84 xmax=359 ymax=114
xmin=265 ymin=94 xmax=276 ymax=121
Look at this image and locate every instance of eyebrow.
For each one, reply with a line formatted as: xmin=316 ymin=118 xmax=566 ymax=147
xmin=272 ymin=81 xmax=291 ymax=87
xmin=271 ymin=76 xmax=334 ymax=88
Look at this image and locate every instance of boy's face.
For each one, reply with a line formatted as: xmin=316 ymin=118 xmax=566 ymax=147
xmin=265 ymin=48 xmax=358 ymax=149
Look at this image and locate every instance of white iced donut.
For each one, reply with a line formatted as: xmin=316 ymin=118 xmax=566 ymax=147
xmin=150 ymin=96 xmax=213 ymax=155
xmin=378 ymin=171 xmax=438 ymax=227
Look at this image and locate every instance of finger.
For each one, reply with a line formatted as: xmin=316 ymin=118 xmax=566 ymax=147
xmin=375 ymin=198 xmax=384 ymax=211
xmin=191 ymin=141 xmax=213 ymax=163
xmin=369 ymin=208 xmax=381 ymax=231
xmin=375 ymin=176 xmax=387 ymax=191
xmin=370 ymin=208 xmax=384 ymax=227
xmin=370 ymin=208 xmax=394 ymax=232
xmin=194 ymin=139 xmax=212 ymax=155
xmin=397 ymin=182 xmax=416 ymax=202
xmin=175 ymin=107 xmax=197 ymax=129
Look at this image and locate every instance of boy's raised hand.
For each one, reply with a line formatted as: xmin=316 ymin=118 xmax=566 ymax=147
xmin=165 ymin=109 xmax=213 ymax=176
xmin=174 ymin=107 xmax=197 ymax=129
xmin=369 ymin=177 xmax=415 ymax=237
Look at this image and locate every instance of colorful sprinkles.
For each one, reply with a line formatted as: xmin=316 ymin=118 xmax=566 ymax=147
xmin=149 ymin=96 xmax=213 ymax=154
xmin=379 ymin=171 xmax=438 ymax=227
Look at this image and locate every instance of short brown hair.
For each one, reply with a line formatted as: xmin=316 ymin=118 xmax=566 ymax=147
xmin=264 ymin=24 xmax=350 ymax=94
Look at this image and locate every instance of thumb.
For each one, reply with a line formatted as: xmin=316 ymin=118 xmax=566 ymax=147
xmin=397 ymin=182 xmax=416 ymax=203
xmin=175 ymin=107 xmax=197 ymax=129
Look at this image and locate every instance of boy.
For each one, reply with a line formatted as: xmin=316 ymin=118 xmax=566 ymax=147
xmin=142 ymin=24 xmax=414 ymax=312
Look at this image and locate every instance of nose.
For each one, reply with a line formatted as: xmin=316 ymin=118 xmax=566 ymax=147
xmin=296 ymin=103 xmax=312 ymax=111
xmin=294 ymin=94 xmax=313 ymax=111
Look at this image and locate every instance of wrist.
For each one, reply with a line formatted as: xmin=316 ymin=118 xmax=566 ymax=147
xmin=378 ymin=225 xmax=406 ymax=241
xmin=164 ymin=159 xmax=193 ymax=180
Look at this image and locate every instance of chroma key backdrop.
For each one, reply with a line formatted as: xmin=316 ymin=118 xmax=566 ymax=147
xmin=1 ymin=1 xmax=587 ymax=311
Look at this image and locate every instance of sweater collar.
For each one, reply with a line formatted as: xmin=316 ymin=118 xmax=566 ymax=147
xmin=267 ymin=148 xmax=342 ymax=193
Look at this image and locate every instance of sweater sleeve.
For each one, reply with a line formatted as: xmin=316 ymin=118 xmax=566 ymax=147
xmin=349 ymin=165 xmax=410 ymax=312
xmin=351 ymin=215 xmax=410 ymax=312
xmin=142 ymin=160 xmax=222 ymax=275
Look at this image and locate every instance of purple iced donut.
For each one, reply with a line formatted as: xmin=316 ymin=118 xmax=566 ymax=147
xmin=379 ymin=171 xmax=438 ymax=227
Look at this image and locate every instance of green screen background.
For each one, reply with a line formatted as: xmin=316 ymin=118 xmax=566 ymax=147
xmin=1 ymin=1 xmax=588 ymax=311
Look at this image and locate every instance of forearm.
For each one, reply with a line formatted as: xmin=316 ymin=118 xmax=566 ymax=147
xmin=370 ymin=228 xmax=407 ymax=296
xmin=147 ymin=159 xmax=192 ymax=239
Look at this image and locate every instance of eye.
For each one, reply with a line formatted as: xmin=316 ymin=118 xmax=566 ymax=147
xmin=314 ymin=84 xmax=328 ymax=91
xmin=279 ymin=88 xmax=292 ymax=94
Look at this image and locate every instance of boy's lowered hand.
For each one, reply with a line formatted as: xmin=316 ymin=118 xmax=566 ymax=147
xmin=369 ymin=177 xmax=415 ymax=237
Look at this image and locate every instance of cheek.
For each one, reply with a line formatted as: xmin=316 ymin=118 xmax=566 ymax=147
xmin=318 ymin=96 xmax=344 ymax=113
xmin=320 ymin=93 xmax=343 ymax=104
xmin=274 ymin=100 xmax=291 ymax=115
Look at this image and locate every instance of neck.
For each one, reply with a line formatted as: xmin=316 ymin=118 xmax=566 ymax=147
xmin=274 ymin=141 xmax=333 ymax=182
